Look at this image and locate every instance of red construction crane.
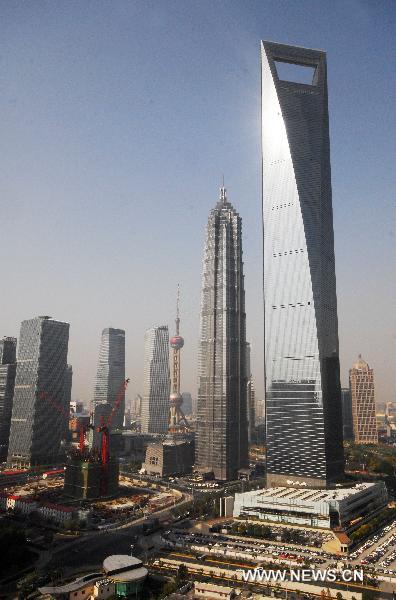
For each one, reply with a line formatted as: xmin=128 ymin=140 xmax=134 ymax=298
xmin=79 ymin=426 xmax=85 ymax=453
xmin=96 ymin=377 xmax=130 ymax=496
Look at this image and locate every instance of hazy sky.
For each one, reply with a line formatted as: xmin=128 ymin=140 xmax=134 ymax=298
xmin=1 ymin=1 xmax=395 ymax=408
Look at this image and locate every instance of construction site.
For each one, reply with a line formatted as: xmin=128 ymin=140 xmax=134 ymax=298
xmin=63 ymin=377 xmax=130 ymax=500
xmin=0 ymin=378 xmax=182 ymax=530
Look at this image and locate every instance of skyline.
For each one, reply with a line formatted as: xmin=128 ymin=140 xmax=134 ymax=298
xmin=1 ymin=1 xmax=395 ymax=407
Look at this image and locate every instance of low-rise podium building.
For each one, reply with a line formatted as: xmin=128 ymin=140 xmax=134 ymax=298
xmin=142 ymin=437 xmax=194 ymax=477
xmin=233 ymin=482 xmax=387 ymax=529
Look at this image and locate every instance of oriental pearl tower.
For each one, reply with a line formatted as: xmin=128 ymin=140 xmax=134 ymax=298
xmin=168 ymin=285 xmax=189 ymax=433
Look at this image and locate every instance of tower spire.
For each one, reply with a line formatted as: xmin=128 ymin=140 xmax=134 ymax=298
xmin=168 ymin=284 xmax=189 ymax=433
xmin=219 ymin=175 xmax=227 ymax=203
xmin=175 ymin=283 xmax=180 ymax=336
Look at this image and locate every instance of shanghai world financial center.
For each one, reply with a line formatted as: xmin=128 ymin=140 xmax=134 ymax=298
xmin=262 ymin=41 xmax=344 ymax=488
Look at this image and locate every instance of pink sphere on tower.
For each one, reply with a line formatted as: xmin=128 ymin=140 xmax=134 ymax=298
xmin=170 ymin=335 xmax=184 ymax=349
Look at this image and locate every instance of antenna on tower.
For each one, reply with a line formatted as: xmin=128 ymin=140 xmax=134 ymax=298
xmin=176 ymin=283 xmax=180 ymax=336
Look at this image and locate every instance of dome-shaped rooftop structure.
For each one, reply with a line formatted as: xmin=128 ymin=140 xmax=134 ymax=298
xmin=353 ymin=354 xmax=369 ymax=370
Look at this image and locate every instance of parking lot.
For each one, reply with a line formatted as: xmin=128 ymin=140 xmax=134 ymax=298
xmin=160 ymin=517 xmax=396 ymax=580
xmin=161 ymin=529 xmax=340 ymax=568
xmin=349 ymin=521 xmax=396 ymax=574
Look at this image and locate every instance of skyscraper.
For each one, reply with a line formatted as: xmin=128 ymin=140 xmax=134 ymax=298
xmin=7 ymin=316 xmax=69 ymax=467
xmin=341 ymin=387 xmax=354 ymax=441
xmin=141 ymin=326 xmax=170 ymax=434
xmin=195 ymin=186 xmax=248 ymax=481
xmin=350 ymin=355 xmax=378 ymax=444
xmin=131 ymin=394 xmax=142 ymax=418
xmin=181 ymin=392 xmax=193 ymax=416
xmin=261 ymin=41 xmax=344 ymax=488
xmin=93 ymin=328 xmax=125 ymax=430
xmin=62 ymin=364 xmax=73 ymax=441
xmin=246 ymin=343 xmax=256 ymax=445
xmin=0 ymin=337 xmax=17 ymax=462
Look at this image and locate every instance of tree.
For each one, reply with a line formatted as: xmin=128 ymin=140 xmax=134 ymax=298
xmin=0 ymin=523 xmax=29 ymax=576
xmin=161 ymin=580 xmax=178 ymax=598
xmin=176 ymin=563 xmax=188 ymax=584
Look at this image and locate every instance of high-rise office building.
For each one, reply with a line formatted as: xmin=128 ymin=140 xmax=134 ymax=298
xmin=141 ymin=326 xmax=170 ymax=434
xmin=350 ymin=355 xmax=378 ymax=444
xmin=62 ymin=364 xmax=73 ymax=441
xmin=131 ymin=394 xmax=142 ymax=418
xmin=0 ymin=337 xmax=17 ymax=365
xmin=181 ymin=392 xmax=193 ymax=416
xmin=195 ymin=186 xmax=248 ymax=481
xmin=7 ymin=316 xmax=69 ymax=467
xmin=341 ymin=387 xmax=354 ymax=441
xmin=93 ymin=328 xmax=125 ymax=430
xmin=245 ymin=343 xmax=255 ymax=445
xmin=0 ymin=337 xmax=17 ymax=462
xmin=261 ymin=41 xmax=344 ymax=488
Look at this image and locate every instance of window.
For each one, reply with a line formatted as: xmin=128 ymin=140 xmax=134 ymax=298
xmin=275 ymin=61 xmax=316 ymax=85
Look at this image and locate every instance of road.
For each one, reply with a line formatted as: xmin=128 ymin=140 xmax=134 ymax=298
xmin=37 ymin=494 xmax=191 ymax=574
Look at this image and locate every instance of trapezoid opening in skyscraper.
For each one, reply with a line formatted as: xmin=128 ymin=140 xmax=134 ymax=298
xmin=261 ymin=41 xmax=345 ymax=489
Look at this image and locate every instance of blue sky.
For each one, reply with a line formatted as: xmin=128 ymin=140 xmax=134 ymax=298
xmin=1 ymin=0 xmax=395 ymax=406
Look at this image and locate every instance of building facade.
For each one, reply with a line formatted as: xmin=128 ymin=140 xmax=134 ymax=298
xmin=341 ymin=387 xmax=354 ymax=441
xmin=261 ymin=41 xmax=344 ymax=488
xmin=181 ymin=392 xmax=193 ymax=415
xmin=93 ymin=328 xmax=125 ymax=430
xmin=62 ymin=364 xmax=73 ymax=441
xmin=349 ymin=355 xmax=378 ymax=444
xmin=245 ymin=343 xmax=256 ymax=444
xmin=141 ymin=326 xmax=170 ymax=434
xmin=195 ymin=186 xmax=248 ymax=480
xmin=233 ymin=482 xmax=387 ymax=530
xmin=131 ymin=394 xmax=142 ymax=418
xmin=143 ymin=438 xmax=194 ymax=477
xmin=7 ymin=316 xmax=69 ymax=467
xmin=0 ymin=337 xmax=17 ymax=462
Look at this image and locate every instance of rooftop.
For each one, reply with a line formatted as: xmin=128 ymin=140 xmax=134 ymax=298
xmin=247 ymin=483 xmax=380 ymax=504
xmin=103 ymin=555 xmax=148 ymax=582
xmin=352 ymin=354 xmax=370 ymax=371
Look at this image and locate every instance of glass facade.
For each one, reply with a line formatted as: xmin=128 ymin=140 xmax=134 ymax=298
xmin=261 ymin=41 xmax=344 ymax=487
xmin=341 ymin=387 xmax=354 ymax=441
xmin=7 ymin=316 xmax=70 ymax=467
xmin=93 ymin=328 xmax=125 ymax=430
xmin=140 ymin=326 xmax=170 ymax=434
xmin=195 ymin=187 xmax=248 ymax=481
xmin=0 ymin=337 xmax=17 ymax=461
